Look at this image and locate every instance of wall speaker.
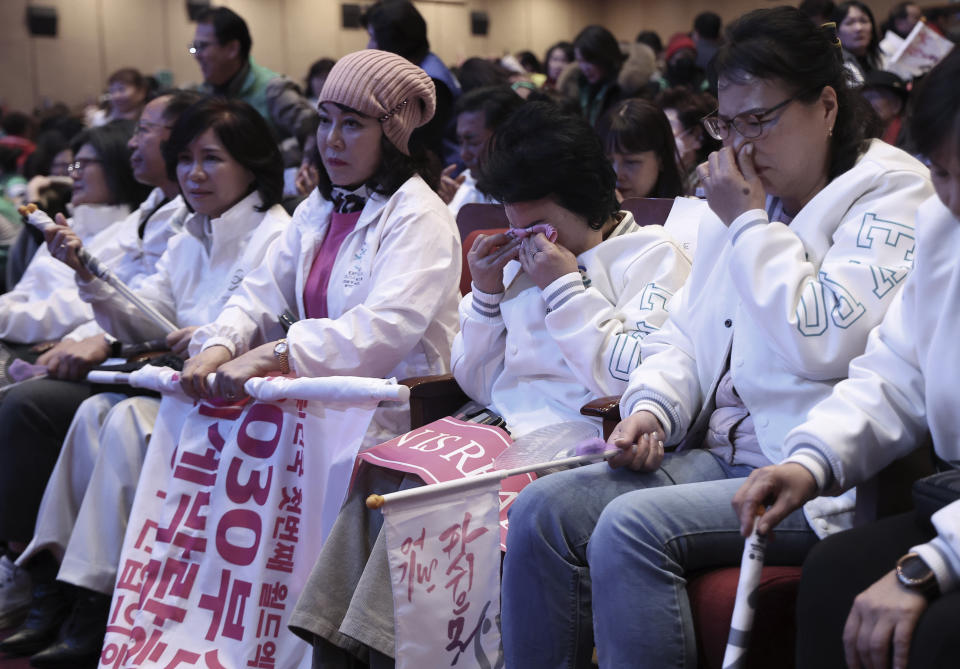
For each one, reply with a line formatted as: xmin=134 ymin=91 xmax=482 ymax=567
xmin=470 ymin=11 xmax=489 ymax=36
xmin=26 ymin=6 xmax=57 ymax=37
xmin=186 ymin=0 xmax=211 ymax=22
xmin=342 ymin=4 xmax=364 ymax=29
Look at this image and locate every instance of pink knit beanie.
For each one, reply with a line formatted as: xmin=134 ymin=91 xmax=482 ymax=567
xmin=319 ymin=49 xmax=437 ymax=155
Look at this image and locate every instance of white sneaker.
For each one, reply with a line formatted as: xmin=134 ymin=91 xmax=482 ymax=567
xmin=0 ymin=555 xmax=31 ymax=628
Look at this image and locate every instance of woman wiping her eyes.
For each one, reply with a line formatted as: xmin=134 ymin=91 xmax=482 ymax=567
xmin=500 ymin=8 xmax=933 ymax=667
xmin=735 ymin=49 xmax=960 ymax=669
xmin=285 ymin=100 xmax=692 ymax=668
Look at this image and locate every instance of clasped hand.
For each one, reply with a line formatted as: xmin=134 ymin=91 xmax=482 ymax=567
xmin=44 ymin=214 xmax=94 ymax=281
xmin=606 ymin=410 xmax=666 ymax=471
xmin=180 ymin=341 xmax=282 ymax=401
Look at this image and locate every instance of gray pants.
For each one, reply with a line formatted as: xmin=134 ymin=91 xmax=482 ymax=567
xmin=290 ymin=464 xmax=422 ymax=668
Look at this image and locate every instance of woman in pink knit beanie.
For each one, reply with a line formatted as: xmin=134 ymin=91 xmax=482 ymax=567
xmin=182 ymin=49 xmax=462 ymax=453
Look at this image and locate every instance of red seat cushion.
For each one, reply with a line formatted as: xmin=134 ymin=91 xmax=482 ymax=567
xmin=688 ymin=566 xmax=801 ymax=669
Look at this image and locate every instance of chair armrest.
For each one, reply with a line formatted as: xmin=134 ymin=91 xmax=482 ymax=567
xmin=400 ymin=373 xmax=471 ymax=429
xmin=581 ymin=396 xmax=622 ymax=440
xmin=854 ymin=438 xmax=935 ymax=525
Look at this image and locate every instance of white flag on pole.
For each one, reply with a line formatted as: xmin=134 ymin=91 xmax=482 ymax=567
xmin=383 ymin=478 xmax=503 ymax=669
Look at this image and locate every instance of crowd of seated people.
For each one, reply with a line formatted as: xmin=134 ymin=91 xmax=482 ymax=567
xmin=0 ymin=1 xmax=956 ymax=667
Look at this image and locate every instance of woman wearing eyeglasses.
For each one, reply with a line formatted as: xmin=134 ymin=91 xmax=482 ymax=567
xmin=501 ymin=8 xmax=932 ymax=668
xmin=0 ymin=121 xmax=149 ymax=344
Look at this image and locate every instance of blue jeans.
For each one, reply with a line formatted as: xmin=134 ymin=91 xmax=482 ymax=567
xmin=501 ymin=450 xmax=818 ymax=669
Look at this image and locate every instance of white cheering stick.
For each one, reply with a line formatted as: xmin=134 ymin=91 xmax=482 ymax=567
xmin=722 ymin=510 xmax=768 ymax=669
xmin=20 ymin=203 xmax=177 ymax=334
xmin=86 ymin=367 xmax=410 ymax=406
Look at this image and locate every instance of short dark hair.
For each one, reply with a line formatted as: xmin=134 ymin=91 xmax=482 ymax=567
xmin=478 ymin=101 xmax=618 ymax=230
xmin=158 ymin=90 xmax=205 ymax=126
xmin=694 ymin=12 xmax=722 ymax=40
xmin=454 ymin=86 xmax=524 ymax=131
xmin=71 ymin=120 xmax=151 ymax=209
xmin=23 ymin=129 xmax=69 ymax=179
xmin=598 ymin=99 xmax=685 ymax=199
xmin=573 ymin=25 xmax=625 ymax=80
xmin=0 ymin=146 xmax=23 ymax=174
xmin=1 ymin=112 xmax=31 ymax=138
xmin=798 ymin=0 xmax=836 ymax=21
xmin=314 ymin=103 xmax=435 ymax=201
xmin=163 ymin=97 xmax=283 ymax=211
xmin=196 ymin=6 xmax=251 ymax=62
xmin=456 ymin=57 xmax=512 ymax=93
xmin=908 ymin=48 xmax=960 ymax=160
xmin=655 ymin=86 xmax=721 ymax=163
xmin=516 ymin=51 xmax=542 ymax=74
xmin=636 ymin=31 xmax=663 ymax=54
xmin=713 ymin=6 xmax=880 ymax=181
xmin=887 ymin=1 xmax=918 ymax=23
xmin=831 ymin=1 xmax=881 ymax=70
xmin=305 ymin=58 xmax=336 ymax=98
xmin=361 ymin=1 xmax=429 ymax=65
xmin=655 ymin=87 xmax=716 ymax=130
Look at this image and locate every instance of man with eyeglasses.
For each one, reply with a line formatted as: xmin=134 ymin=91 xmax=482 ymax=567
xmin=189 ymin=7 xmax=317 ymax=159
xmin=0 ymin=91 xmax=205 ymax=667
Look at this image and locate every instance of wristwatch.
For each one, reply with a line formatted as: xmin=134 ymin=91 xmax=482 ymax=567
xmin=273 ymin=339 xmax=290 ymax=375
xmin=896 ymin=552 xmax=940 ymax=599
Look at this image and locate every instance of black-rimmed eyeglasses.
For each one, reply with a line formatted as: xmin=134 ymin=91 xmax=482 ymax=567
xmin=701 ymin=88 xmax=816 ymax=141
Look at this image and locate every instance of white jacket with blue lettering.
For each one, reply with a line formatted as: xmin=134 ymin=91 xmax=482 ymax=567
xmin=453 ymin=212 xmax=692 ymax=437
xmin=620 ymin=139 xmax=932 ymax=537
xmin=785 ymin=195 xmax=960 ymax=590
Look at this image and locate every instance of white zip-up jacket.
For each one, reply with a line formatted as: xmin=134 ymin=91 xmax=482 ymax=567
xmin=784 ymin=195 xmax=960 ymax=590
xmin=65 ymin=189 xmax=188 ymax=342
xmin=452 ymin=212 xmax=692 ymax=437
xmin=192 ymin=175 xmax=461 ymax=443
xmin=0 ymin=203 xmax=129 ymax=343
xmin=620 ymin=139 xmax=932 ymax=537
xmin=79 ymin=191 xmax=289 ymax=341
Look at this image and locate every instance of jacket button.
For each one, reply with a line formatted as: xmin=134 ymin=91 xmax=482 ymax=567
xmin=724 ymin=319 xmax=732 ymax=328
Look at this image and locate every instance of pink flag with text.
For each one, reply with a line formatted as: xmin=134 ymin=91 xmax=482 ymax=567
xmin=356 ymin=417 xmax=536 ymax=550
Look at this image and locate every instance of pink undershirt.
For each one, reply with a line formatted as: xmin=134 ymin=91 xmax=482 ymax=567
xmin=303 ymin=211 xmax=362 ymax=319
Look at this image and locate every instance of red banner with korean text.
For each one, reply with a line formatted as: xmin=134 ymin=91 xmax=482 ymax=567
xmin=99 ymin=387 xmax=380 ymax=669
xmin=356 ymin=417 xmax=536 ymax=550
